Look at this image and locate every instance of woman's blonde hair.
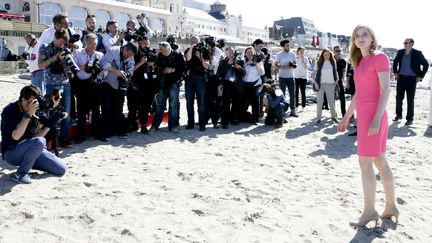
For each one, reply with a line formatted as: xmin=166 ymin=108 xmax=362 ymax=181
xmin=348 ymin=24 xmax=378 ymax=67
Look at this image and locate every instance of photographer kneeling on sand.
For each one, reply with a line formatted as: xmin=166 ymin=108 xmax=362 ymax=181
xmin=259 ymin=81 xmax=289 ymax=128
xmin=1 ymin=85 xmax=68 ymax=184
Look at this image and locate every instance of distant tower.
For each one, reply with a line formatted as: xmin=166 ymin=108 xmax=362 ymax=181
xmin=209 ymin=1 xmax=226 ymax=13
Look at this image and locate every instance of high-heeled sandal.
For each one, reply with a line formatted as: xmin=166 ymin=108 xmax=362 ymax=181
xmin=349 ymin=211 xmax=379 ymax=228
xmin=381 ymin=208 xmax=400 ymax=222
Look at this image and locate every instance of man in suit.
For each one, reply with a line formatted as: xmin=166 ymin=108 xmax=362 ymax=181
xmin=393 ymin=38 xmax=429 ymax=125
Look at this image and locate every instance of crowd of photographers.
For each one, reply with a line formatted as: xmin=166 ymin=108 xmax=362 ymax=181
xmin=2 ymin=12 xmax=319 ymax=183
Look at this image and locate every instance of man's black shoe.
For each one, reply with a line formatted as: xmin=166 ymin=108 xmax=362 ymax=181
xmin=290 ymin=112 xmax=299 ymax=117
xmin=141 ymin=127 xmax=149 ymax=134
xmin=75 ymin=137 xmax=86 ymax=144
xmin=393 ymin=116 xmax=402 ymax=122
xmin=95 ymin=136 xmax=109 ymax=142
xmin=348 ymin=131 xmax=357 ymax=136
xmin=405 ymin=120 xmax=413 ymax=126
xmin=185 ymin=124 xmax=194 ymax=130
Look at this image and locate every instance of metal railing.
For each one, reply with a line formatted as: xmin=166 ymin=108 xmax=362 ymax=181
xmin=0 ymin=20 xmax=48 ymax=34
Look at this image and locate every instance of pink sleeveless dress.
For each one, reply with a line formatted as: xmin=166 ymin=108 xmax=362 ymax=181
xmin=353 ymin=53 xmax=389 ymax=157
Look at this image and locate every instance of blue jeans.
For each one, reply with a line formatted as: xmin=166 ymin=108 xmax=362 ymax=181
xmin=185 ymin=75 xmax=207 ymax=128
xmin=45 ymin=82 xmax=71 ymax=141
xmin=153 ymin=83 xmax=179 ymax=129
xmin=279 ymin=77 xmax=296 ymax=111
xmin=265 ymin=103 xmax=288 ymax=125
xmin=4 ymin=137 xmax=67 ymax=176
xmin=31 ymin=70 xmax=45 ymax=95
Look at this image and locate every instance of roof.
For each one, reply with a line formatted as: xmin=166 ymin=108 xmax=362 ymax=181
xmin=184 ymin=7 xmax=221 ymax=22
xmin=85 ymin=0 xmax=172 ymax=16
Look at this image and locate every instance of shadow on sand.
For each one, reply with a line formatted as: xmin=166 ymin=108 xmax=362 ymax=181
xmin=349 ymin=219 xmax=398 ymax=243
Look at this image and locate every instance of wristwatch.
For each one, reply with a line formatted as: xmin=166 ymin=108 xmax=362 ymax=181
xmin=23 ymin=113 xmax=32 ymax=119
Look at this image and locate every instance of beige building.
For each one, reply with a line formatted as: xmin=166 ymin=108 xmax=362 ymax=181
xmin=1 ymin=0 xmax=267 ymax=40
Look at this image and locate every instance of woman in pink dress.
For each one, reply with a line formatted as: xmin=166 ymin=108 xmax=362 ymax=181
xmin=339 ymin=25 xmax=399 ymax=227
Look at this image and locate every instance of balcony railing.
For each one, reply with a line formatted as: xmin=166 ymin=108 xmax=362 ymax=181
xmin=0 ymin=20 xmax=48 ymax=33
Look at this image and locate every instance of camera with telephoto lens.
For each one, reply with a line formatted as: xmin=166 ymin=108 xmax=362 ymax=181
xmin=194 ymin=42 xmax=211 ymax=60
xmin=123 ymin=30 xmax=140 ymax=42
xmin=61 ymin=48 xmax=80 ymax=75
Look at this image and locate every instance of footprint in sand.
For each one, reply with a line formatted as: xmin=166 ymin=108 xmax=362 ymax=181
xmin=78 ymin=212 xmax=95 ymax=225
xmin=192 ymin=209 xmax=205 ymax=216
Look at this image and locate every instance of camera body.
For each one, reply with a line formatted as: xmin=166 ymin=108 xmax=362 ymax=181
xmin=252 ymin=53 xmax=264 ymax=63
xmin=194 ymin=42 xmax=211 ymax=60
xmin=85 ymin=58 xmax=102 ymax=79
xmin=118 ymin=72 xmax=132 ymax=92
xmin=69 ymin=34 xmax=81 ymax=44
xmin=288 ymin=61 xmax=297 ymax=68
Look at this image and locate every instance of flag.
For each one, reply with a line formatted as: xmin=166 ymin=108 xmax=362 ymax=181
xmin=316 ymin=36 xmax=320 ymax=47
xmin=311 ymin=35 xmax=316 ymax=47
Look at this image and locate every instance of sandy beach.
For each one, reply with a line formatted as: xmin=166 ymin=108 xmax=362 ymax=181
xmin=1 ymin=74 xmax=431 ymax=242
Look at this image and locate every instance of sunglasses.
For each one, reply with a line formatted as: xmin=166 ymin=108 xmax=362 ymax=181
xmin=403 ymin=42 xmax=412 ymax=45
xmin=335 ymin=50 xmax=341 ymax=52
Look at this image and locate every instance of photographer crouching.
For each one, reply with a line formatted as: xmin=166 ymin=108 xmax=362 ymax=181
xmin=38 ymin=29 xmax=80 ymax=148
xmin=100 ymin=42 xmax=137 ymax=138
xmin=73 ymin=33 xmax=105 ymax=143
xmin=150 ymin=42 xmax=185 ymax=132
xmin=1 ymin=85 xmax=68 ymax=184
xmin=259 ymin=81 xmax=289 ymax=128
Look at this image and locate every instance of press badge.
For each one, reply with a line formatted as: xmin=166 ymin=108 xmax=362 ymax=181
xmin=153 ymin=74 xmax=157 ymax=79
xmin=144 ymin=73 xmax=148 ymax=79
xmin=229 ymin=77 xmax=235 ymax=82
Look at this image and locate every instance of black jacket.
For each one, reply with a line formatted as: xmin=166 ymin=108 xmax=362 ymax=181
xmin=315 ymin=60 xmax=338 ymax=88
xmin=217 ymin=57 xmax=246 ymax=82
xmin=393 ymin=48 xmax=429 ymax=79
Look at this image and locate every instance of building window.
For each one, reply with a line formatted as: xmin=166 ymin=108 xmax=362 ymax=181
xmin=152 ymin=18 xmax=165 ymax=35
xmin=23 ymin=2 xmax=30 ymax=12
xmin=94 ymin=10 xmax=111 ymax=30
xmin=69 ymin=6 xmax=88 ymax=29
xmin=117 ymin=13 xmax=131 ymax=32
xmin=40 ymin=2 xmax=62 ymax=25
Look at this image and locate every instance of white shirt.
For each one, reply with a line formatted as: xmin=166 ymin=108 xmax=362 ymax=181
xmin=275 ymin=50 xmax=296 ymax=78
xmin=102 ymin=33 xmax=119 ymax=52
xmin=37 ymin=26 xmax=82 ymax=52
xmin=24 ymin=44 xmax=40 ymax=73
xmin=73 ymin=48 xmax=104 ymax=80
xmin=294 ymin=56 xmax=309 ymax=79
xmin=317 ymin=60 xmax=335 ymax=84
xmin=209 ymin=47 xmax=224 ymax=72
xmin=243 ymin=61 xmax=264 ymax=86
